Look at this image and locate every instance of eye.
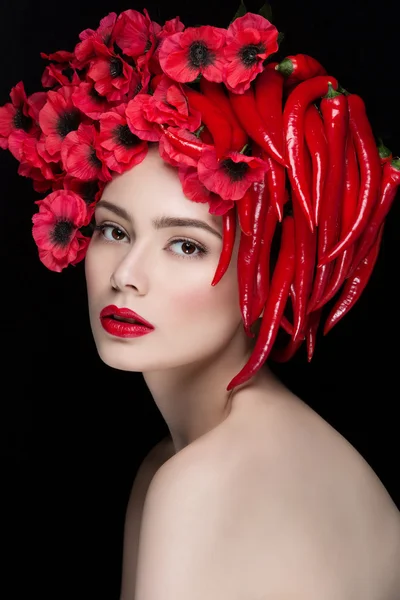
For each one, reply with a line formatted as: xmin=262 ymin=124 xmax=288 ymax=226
xmin=94 ymin=223 xmax=129 ymax=243
xmin=167 ymin=238 xmax=208 ymax=259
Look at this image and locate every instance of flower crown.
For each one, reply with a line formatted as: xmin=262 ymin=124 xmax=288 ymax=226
xmin=1 ymin=2 xmax=399 ymax=390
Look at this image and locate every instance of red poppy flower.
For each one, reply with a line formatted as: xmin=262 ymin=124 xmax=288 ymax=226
xmin=14 ymin=135 xmax=63 ymax=195
xmin=158 ymin=126 xmax=208 ymax=169
xmin=178 ymin=164 xmax=234 ymax=216
xmin=87 ymin=41 xmax=134 ymax=102
xmin=0 ymin=82 xmax=43 ymax=156
xmin=74 ymin=12 xmax=117 ymax=67
xmin=197 ymin=147 xmax=269 ymax=200
xmin=158 ymin=25 xmax=228 ymax=84
xmin=125 ymin=94 xmax=162 ymax=142
xmin=64 ymin=176 xmax=105 ymax=209
xmin=147 ymin=16 xmax=185 ymax=76
xmin=144 ymin=75 xmax=201 ymax=131
xmin=39 ymin=86 xmax=83 ymax=161
xmin=112 ymin=8 xmax=161 ymax=62
xmin=61 ymin=123 xmax=112 ymax=182
xmin=32 ymin=189 xmax=90 ymax=272
xmin=222 ymin=13 xmax=279 ymax=94
xmin=72 ymin=82 xmax=113 ymax=119
xmin=41 ymin=63 xmax=81 ymax=89
xmin=98 ymin=104 xmax=148 ymax=173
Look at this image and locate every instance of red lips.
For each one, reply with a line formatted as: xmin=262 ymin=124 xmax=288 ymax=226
xmin=100 ymin=305 xmax=154 ymax=328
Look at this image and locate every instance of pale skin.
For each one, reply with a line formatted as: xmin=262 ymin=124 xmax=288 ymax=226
xmin=85 ymin=144 xmax=400 ymax=600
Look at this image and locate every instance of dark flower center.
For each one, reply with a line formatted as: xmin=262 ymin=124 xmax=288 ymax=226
xmin=109 ymin=57 xmax=123 ymax=78
xmin=51 ymin=219 xmax=74 ymax=246
xmin=239 ymin=43 xmax=266 ymax=67
xmin=144 ymin=38 xmax=152 ymax=53
xmin=103 ymin=33 xmax=112 ymax=47
xmin=62 ymin=67 xmax=75 ymax=82
xmin=56 ymin=109 xmax=81 ymax=138
xmin=115 ymin=124 xmax=140 ymax=148
xmin=134 ymin=82 xmax=143 ymax=96
xmin=89 ymin=86 xmax=106 ymax=104
xmin=221 ymin=158 xmax=249 ymax=181
xmin=13 ymin=107 xmax=32 ymax=132
xmin=189 ymin=41 xmax=213 ymax=68
xmin=80 ymin=181 xmax=99 ymax=204
xmin=89 ymin=147 xmax=102 ymax=169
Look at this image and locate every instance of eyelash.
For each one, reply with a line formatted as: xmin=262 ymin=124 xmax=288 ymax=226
xmin=93 ymin=222 xmax=209 ymax=260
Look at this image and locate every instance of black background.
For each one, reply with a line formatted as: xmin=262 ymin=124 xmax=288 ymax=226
xmin=1 ymin=0 xmax=399 ymax=598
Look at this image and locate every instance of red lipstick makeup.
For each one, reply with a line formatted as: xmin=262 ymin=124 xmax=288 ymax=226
xmin=100 ymin=305 xmax=155 ymax=338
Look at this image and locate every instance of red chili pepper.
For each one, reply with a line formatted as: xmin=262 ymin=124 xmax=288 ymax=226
xmin=283 ymin=74 xmax=339 ymax=233
xmin=199 ymin=78 xmax=248 ymax=152
xmin=377 ymin=138 xmax=392 ymax=166
xmin=155 ymin=123 xmax=209 ymax=159
xmin=276 ymin=54 xmax=327 ymax=83
xmin=250 ymin=190 xmax=278 ymax=323
xmin=237 ymin=173 xmax=268 ymax=334
xmin=236 ymin=186 xmax=254 ymax=236
xmin=318 ymin=93 xmax=382 ymax=266
xmin=254 ymin=63 xmax=286 ymax=221
xmin=304 ymin=103 xmax=328 ymax=226
xmin=306 ymin=308 xmax=322 ymax=362
xmin=228 ymin=86 xmax=288 ymax=168
xmin=198 ymin=125 xmax=214 ymax=145
xmin=307 ymin=84 xmax=348 ymax=313
xmin=350 ymin=157 xmax=400 ymax=273
xmin=211 ymin=206 xmax=237 ymax=287
xmin=227 ymin=215 xmax=295 ymax=391
xmin=312 ymin=130 xmax=360 ymax=310
xmin=183 ymin=86 xmax=233 ymax=160
xmin=271 ymin=335 xmax=304 ymax=362
xmin=323 ymin=223 xmax=384 ymax=335
xmin=292 ymin=188 xmax=317 ymax=341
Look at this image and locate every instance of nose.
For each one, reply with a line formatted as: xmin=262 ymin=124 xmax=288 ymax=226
xmin=110 ymin=244 xmax=150 ymax=294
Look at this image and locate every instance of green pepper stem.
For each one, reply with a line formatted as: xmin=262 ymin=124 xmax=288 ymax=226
xmin=275 ymin=57 xmax=293 ymax=77
xmin=391 ymin=157 xmax=400 ymax=171
xmin=324 ymin=82 xmax=341 ymax=99
xmin=377 ymin=137 xmax=392 ymax=159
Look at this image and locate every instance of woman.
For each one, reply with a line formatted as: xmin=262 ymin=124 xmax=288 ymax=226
xmin=1 ymin=4 xmax=399 ymax=599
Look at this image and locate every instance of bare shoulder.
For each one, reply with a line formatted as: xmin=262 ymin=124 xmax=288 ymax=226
xmin=120 ymin=436 xmax=175 ymax=600
xmin=139 ymin=392 xmax=400 ymax=600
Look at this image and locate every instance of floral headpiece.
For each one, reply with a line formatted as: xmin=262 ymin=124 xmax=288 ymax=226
xmin=1 ymin=2 xmax=399 ymax=390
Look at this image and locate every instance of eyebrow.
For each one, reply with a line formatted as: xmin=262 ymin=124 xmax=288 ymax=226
xmin=95 ymin=199 xmax=223 ymax=240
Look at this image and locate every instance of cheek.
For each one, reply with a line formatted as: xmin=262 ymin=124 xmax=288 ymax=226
xmin=163 ymin=263 xmax=240 ymax=324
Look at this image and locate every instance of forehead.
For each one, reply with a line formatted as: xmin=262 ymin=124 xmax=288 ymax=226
xmin=99 ymin=145 xmax=221 ymax=228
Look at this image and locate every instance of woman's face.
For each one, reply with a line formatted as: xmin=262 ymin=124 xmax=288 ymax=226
xmin=85 ymin=144 xmax=247 ymax=374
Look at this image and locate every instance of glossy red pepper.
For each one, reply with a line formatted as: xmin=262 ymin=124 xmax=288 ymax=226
xmin=228 ymin=86 xmax=288 ymax=168
xmin=211 ymin=206 xmax=237 ymax=286
xmin=155 ymin=123 xmax=210 ymax=159
xmin=306 ymin=308 xmax=322 ymax=362
xmin=283 ymin=74 xmax=339 ymax=232
xmin=236 ymin=186 xmax=254 ymax=236
xmin=254 ymin=63 xmax=286 ymax=221
xmin=304 ymin=103 xmax=328 ymax=226
xmin=292 ymin=186 xmax=317 ymax=341
xmin=323 ymin=224 xmax=384 ymax=335
xmin=350 ymin=157 xmax=400 ymax=273
xmin=199 ymin=78 xmax=248 ymax=152
xmin=318 ymin=93 xmax=382 ymax=265
xmin=313 ymin=130 xmax=360 ymax=310
xmin=183 ymin=86 xmax=233 ymax=160
xmin=271 ymin=335 xmax=304 ymax=362
xmin=307 ymin=84 xmax=348 ymax=313
xmin=227 ymin=215 xmax=296 ymax=391
xmin=250 ymin=192 xmax=278 ymax=323
xmin=276 ymin=54 xmax=327 ymax=83
xmin=237 ymin=173 xmax=268 ymax=334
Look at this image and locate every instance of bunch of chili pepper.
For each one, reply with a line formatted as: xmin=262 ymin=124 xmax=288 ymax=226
xmin=165 ymin=53 xmax=399 ymax=390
